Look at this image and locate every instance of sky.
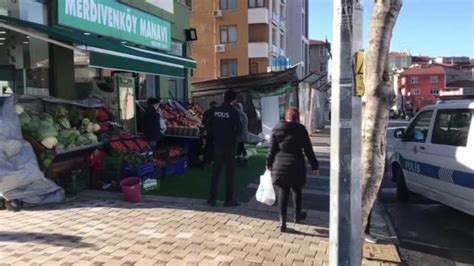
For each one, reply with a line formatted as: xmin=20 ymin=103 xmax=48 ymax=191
xmin=308 ymin=0 xmax=474 ymax=58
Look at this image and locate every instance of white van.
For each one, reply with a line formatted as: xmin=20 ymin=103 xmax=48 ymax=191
xmin=391 ymin=92 xmax=474 ymax=216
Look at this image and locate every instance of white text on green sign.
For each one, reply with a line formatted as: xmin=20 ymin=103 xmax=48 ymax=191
xmin=59 ymin=0 xmax=171 ymax=51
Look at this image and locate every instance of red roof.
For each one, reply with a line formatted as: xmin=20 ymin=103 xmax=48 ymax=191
xmin=400 ymin=65 xmax=446 ymax=76
xmin=309 ymin=39 xmax=325 ymax=45
xmin=389 ymin=51 xmax=410 ymax=57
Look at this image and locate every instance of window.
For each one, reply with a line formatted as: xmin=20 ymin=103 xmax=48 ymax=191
xmin=169 ymin=78 xmax=185 ymax=100
xmin=272 ymin=0 xmax=278 ymax=12
xmin=319 ymin=48 xmax=326 ymax=57
xmin=249 ymin=62 xmax=259 ymax=74
xmin=430 ymin=75 xmax=439 ymax=83
xmin=249 ymin=0 xmax=265 ymax=8
xmin=432 ymin=109 xmax=472 ymax=147
xmin=280 ymin=4 xmax=285 ymax=17
xmin=220 ymin=25 xmax=237 ymax=44
xmin=430 ymin=88 xmax=439 ymax=95
xmin=221 ymin=59 xmax=238 ymax=78
xmin=411 ymin=88 xmax=420 ymax=95
xmin=220 ymin=0 xmax=236 ymax=10
xmin=404 ymin=111 xmax=433 ymax=142
xmin=410 ymin=76 xmax=419 ymax=84
xmin=0 ymin=0 xmax=48 ymax=25
xmin=320 ymin=63 xmax=327 ymax=73
xmin=279 ymin=32 xmax=285 ymax=50
xmin=272 ymin=28 xmax=277 ymax=46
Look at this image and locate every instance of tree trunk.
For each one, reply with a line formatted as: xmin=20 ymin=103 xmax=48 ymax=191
xmin=361 ymin=0 xmax=403 ymax=235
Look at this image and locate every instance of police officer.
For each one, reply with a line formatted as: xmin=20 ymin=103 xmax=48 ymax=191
xmin=202 ymin=101 xmax=218 ymax=167
xmin=207 ymin=90 xmax=242 ymax=207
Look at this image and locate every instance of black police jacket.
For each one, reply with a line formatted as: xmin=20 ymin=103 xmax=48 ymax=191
xmin=209 ymin=103 xmax=242 ymax=151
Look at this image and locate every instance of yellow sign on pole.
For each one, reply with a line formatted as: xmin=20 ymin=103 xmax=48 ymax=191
xmin=354 ymin=50 xmax=365 ymax=97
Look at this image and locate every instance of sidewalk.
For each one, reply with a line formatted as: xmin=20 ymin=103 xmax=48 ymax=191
xmin=0 ymin=129 xmax=401 ymax=265
xmin=309 ymin=129 xmax=401 ymax=264
xmin=0 ymin=191 xmax=399 ymax=266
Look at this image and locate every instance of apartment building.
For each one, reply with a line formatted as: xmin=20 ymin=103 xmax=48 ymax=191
xmin=191 ymin=0 xmax=303 ymax=82
xmin=286 ymin=0 xmax=309 ymax=78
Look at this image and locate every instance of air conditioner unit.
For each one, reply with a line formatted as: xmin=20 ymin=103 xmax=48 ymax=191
xmin=213 ymin=10 xmax=223 ymax=17
xmin=215 ymin=44 xmax=225 ymax=53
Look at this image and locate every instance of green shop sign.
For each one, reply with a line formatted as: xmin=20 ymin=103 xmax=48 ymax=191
xmin=58 ymin=0 xmax=171 ymax=51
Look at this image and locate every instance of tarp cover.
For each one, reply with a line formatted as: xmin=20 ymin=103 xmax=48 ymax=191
xmin=0 ymin=97 xmax=64 ymax=204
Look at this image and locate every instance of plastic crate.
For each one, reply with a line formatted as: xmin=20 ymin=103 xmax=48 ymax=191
xmin=165 ymin=161 xmax=177 ymax=176
xmin=174 ymin=159 xmax=186 ymax=175
xmin=123 ymin=162 xmax=155 ymax=178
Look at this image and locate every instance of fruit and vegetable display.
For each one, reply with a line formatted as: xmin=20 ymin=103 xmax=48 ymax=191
xmin=159 ymin=102 xmax=199 ymax=128
xmin=18 ymin=104 xmax=102 ymax=151
xmin=187 ymin=103 xmax=204 ymax=121
xmin=159 ymin=102 xmax=201 ymax=137
xmin=108 ymin=137 xmax=152 ymax=154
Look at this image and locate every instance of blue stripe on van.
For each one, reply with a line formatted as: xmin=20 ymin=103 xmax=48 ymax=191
xmin=398 ymin=154 xmax=474 ymax=189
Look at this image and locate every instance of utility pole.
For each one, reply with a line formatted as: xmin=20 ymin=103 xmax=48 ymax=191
xmin=329 ymin=0 xmax=363 ymax=265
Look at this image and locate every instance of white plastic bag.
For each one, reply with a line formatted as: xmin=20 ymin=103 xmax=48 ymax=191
xmin=256 ymin=170 xmax=276 ymax=205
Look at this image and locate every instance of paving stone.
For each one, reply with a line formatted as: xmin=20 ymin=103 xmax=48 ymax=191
xmin=0 ymin=195 xmax=400 ymax=265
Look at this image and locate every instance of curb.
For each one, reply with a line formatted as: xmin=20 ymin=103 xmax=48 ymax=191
xmin=376 ymin=200 xmax=400 ymax=246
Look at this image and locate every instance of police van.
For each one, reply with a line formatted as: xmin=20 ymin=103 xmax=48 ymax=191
xmin=391 ymin=89 xmax=474 ymax=215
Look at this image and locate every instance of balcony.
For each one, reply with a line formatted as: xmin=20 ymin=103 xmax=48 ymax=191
xmin=272 ymin=12 xmax=280 ymax=25
xmin=248 ymin=8 xmax=269 ymax=24
xmin=248 ymin=42 xmax=269 ymax=58
xmin=272 ymin=44 xmax=280 ymax=55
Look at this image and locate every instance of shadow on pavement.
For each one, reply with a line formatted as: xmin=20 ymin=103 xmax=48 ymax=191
xmin=0 ymin=232 xmax=95 ymax=248
xmin=283 ymin=228 xmax=325 ymax=237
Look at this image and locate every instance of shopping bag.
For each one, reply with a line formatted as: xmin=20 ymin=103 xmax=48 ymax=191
xmin=255 ymin=170 xmax=276 ymax=206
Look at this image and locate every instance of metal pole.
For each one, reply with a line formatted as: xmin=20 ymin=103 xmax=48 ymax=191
xmin=329 ymin=0 xmax=363 ymax=265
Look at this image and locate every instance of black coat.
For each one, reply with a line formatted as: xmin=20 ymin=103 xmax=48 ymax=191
xmin=209 ymin=103 xmax=242 ymax=152
xmin=202 ymin=106 xmax=216 ymax=137
xmin=143 ymin=105 xmax=163 ymax=142
xmin=267 ymin=122 xmax=319 ymax=188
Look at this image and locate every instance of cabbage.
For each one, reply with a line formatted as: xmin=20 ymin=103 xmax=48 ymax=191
xmin=19 ymin=112 xmax=31 ymax=127
xmin=41 ymin=137 xmax=58 ymax=149
xmin=38 ymin=126 xmax=58 ymax=141
xmin=92 ymin=123 xmax=101 ymax=132
xmin=76 ymin=135 xmax=92 ymax=146
xmin=39 ymin=113 xmax=54 ymax=124
xmin=15 ymin=105 xmax=24 ymax=115
xmin=58 ymin=128 xmax=81 ymax=148
xmin=58 ymin=117 xmax=71 ymax=129
xmin=85 ymin=133 xmax=98 ymax=143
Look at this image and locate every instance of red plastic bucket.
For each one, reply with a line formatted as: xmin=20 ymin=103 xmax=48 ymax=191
xmin=120 ymin=177 xmax=142 ymax=203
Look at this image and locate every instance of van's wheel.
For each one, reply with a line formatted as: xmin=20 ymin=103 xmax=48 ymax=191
xmin=393 ymin=165 xmax=410 ymax=202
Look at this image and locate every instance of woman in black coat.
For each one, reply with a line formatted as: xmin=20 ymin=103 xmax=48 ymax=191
xmin=267 ymin=107 xmax=319 ymax=232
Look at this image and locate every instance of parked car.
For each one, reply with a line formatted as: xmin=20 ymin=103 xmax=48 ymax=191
xmin=391 ymin=99 xmax=474 ymax=215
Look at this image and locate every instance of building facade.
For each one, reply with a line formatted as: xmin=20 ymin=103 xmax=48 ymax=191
xmin=286 ymin=0 xmax=309 ymax=78
xmin=0 ymin=0 xmax=195 ymax=100
xmin=191 ymin=0 xmax=306 ymax=82
xmin=309 ymin=40 xmax=329 ymax=76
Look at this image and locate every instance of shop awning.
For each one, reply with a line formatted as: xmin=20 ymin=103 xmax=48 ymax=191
xmin=191 ymin=67 xmax=299 ymax=97
xmin=0 ymin=16 xmax=196 ymax=78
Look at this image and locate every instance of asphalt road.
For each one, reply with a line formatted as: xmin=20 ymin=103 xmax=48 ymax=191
xmin=381 ymin=120 xmax=474 ymax=265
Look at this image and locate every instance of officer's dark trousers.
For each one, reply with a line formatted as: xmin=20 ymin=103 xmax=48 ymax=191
xmin=209 ymin=149 xmax=236 ymax=202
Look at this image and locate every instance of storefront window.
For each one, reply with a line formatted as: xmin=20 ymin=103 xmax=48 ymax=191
xmin=169 ymin=78 xmax=185 ymax=101
xmin=138 ymin=74 xmax=157 ymax=100
xmin=0 ymin=28 xmax=50 ymax=96
xmin=0 ymin=0 xmax=48 ymax=25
